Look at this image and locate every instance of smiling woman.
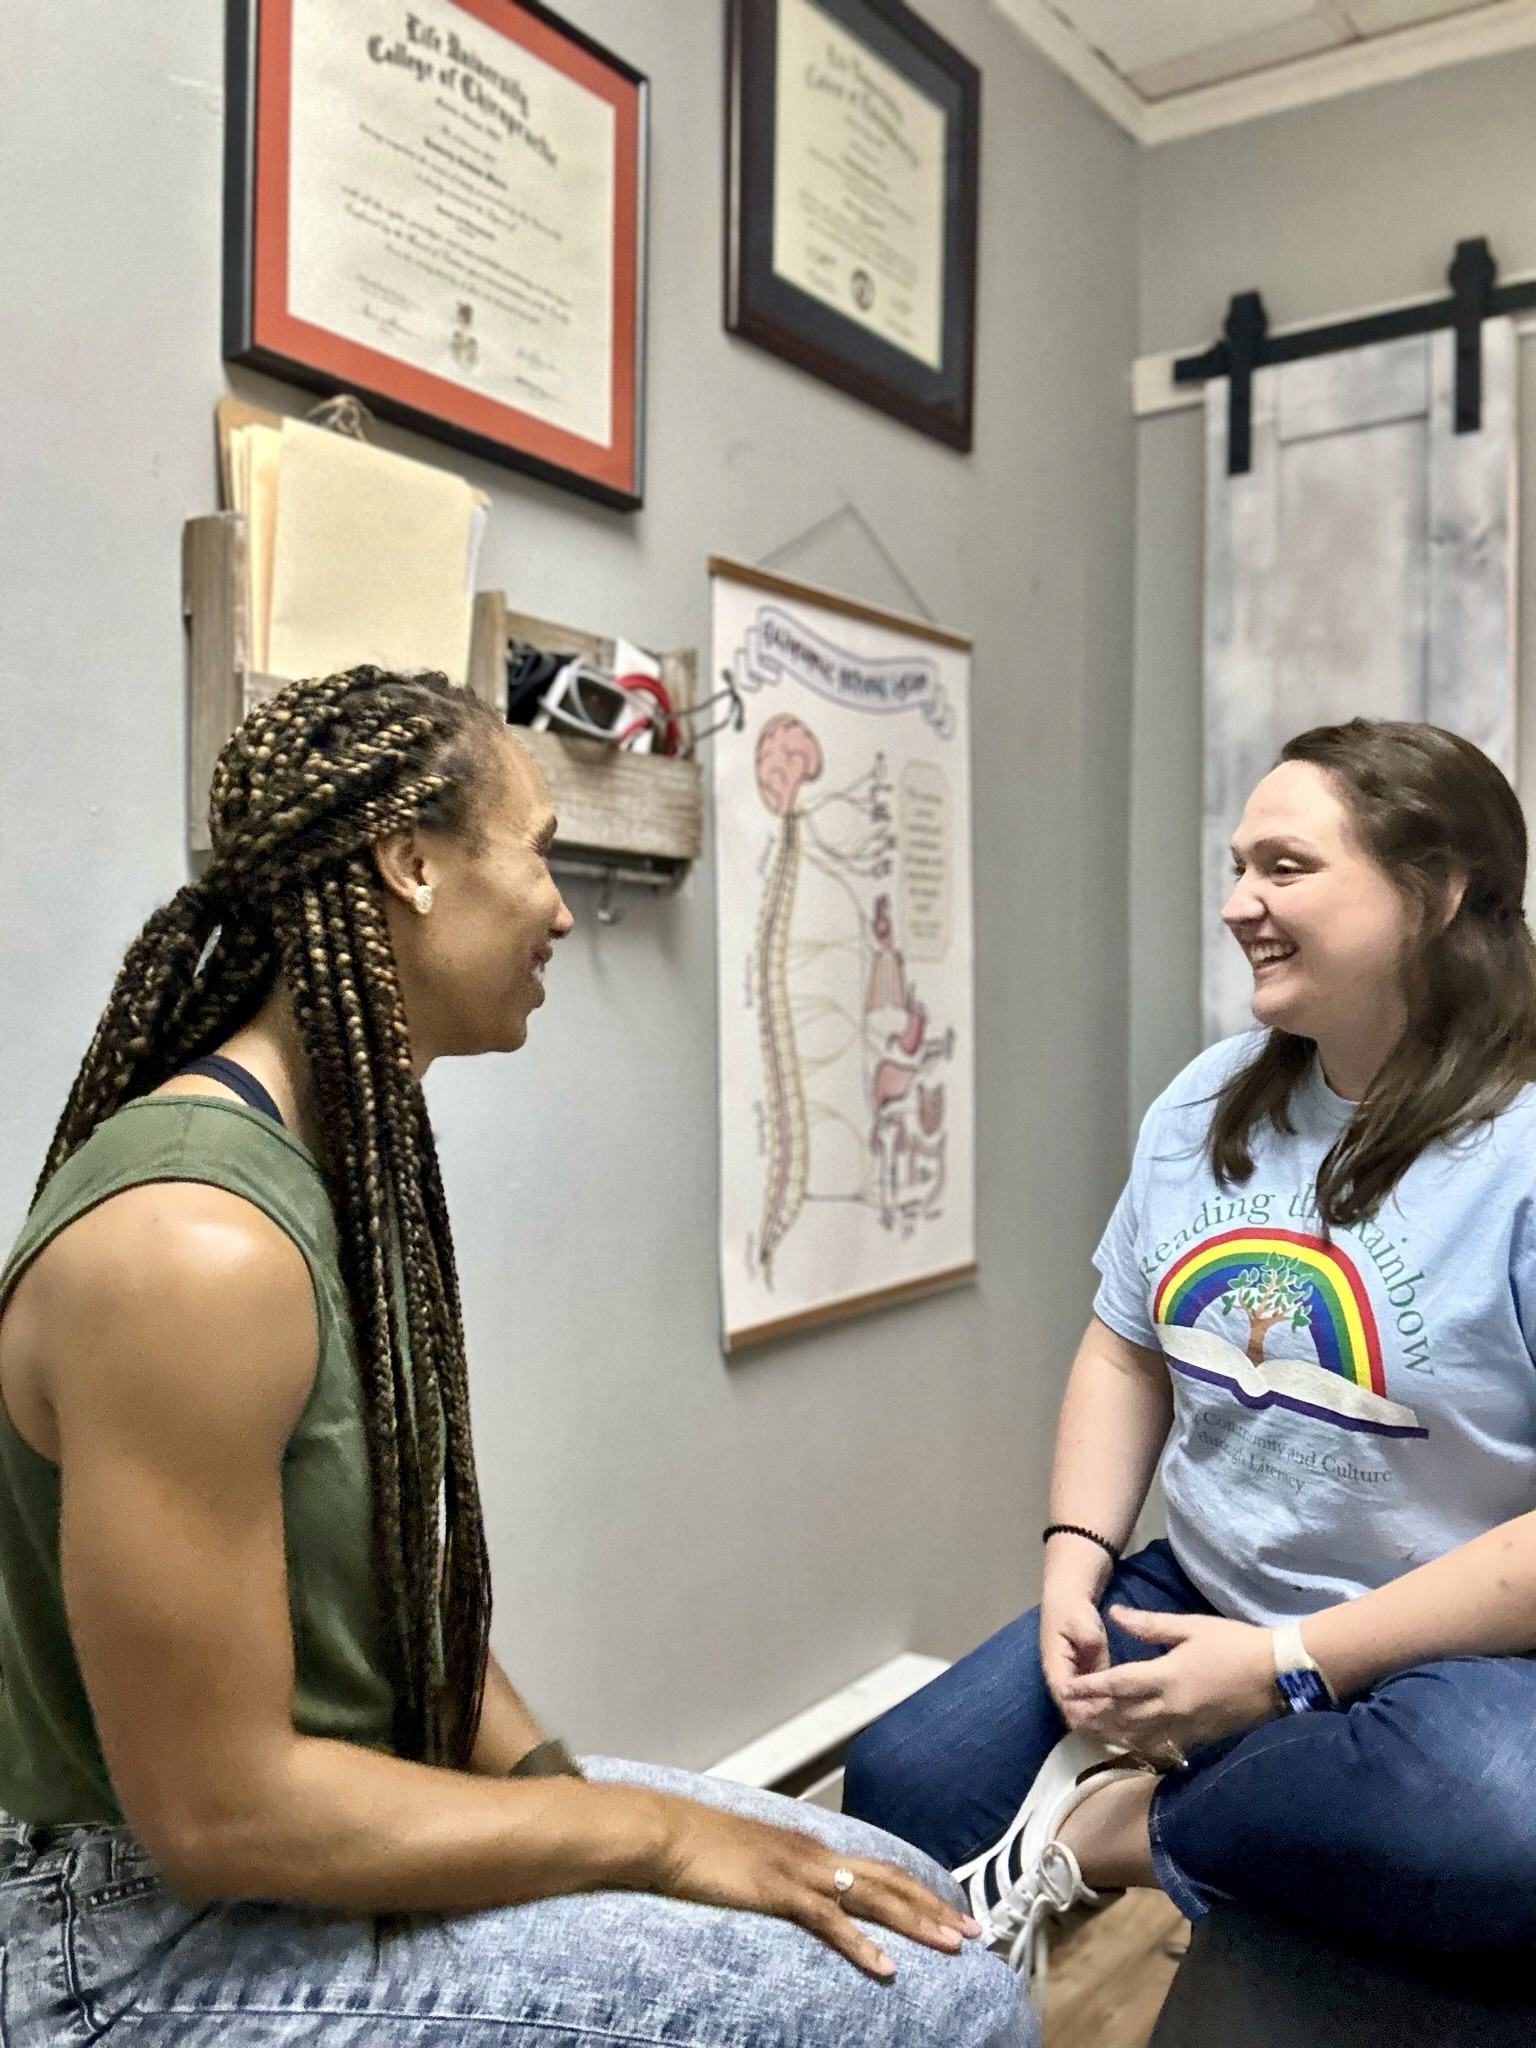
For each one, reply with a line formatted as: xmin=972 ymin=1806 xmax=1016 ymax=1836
xmin=843 ymin=717 xmax=1536 ymax=2010
xmin=1212 ymin=719 xmax=1536 ymax=1222
xmin=0 ymin=666 xmax=1029 ymax=2048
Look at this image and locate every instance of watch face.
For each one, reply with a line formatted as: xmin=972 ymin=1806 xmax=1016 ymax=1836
xmin=1276 ymin=1667 xmax=1334 ymax=1715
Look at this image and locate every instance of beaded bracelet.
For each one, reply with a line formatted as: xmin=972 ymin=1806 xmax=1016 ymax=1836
xmin=1042 ymin=1522 xmax=1122 ymax=1564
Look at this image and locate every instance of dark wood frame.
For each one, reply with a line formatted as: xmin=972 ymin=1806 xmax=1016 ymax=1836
xmin=725 ymin=0 xmax=979 ymax=451
xmin=224 ymin=0 xmax=649 ymax=509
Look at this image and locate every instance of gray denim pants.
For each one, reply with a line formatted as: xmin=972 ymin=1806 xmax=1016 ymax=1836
xmin=0 ymin=1758 xmax=1034 ymax=2046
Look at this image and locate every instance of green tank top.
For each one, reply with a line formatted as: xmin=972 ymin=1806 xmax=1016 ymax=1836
xmin=0 ymin=1096 xmax=395 ymax=1823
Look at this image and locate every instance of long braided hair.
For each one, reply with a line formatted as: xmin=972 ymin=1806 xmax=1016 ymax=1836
xmin=39 ymin=666 xmax=507 ymax=1768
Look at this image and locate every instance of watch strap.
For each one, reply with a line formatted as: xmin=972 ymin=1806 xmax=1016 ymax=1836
xmin=508 ymin=1737 xmax=585 ymax=1780
xmin=1272 ymin=1621 xmax=1339 ymax=1707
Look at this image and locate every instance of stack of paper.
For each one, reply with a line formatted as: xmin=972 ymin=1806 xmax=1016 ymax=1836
xmin=227 ymin=420 xmax=282 ymax=671
xmin=226 ymin=418 xmax=488 ymax=687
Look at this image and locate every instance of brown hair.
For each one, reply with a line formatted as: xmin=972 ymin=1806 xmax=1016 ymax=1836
xmin=39 ymin=666 xmax=507 ymax=1768
xmin=1209 ymin=718 xmax=1536 ymax=1228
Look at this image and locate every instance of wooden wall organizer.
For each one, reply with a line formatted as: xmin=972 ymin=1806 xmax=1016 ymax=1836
xmin=465 ymin=590 xmax=703 ymax=899
xmin=184 ymin=515 xmax=703 ymax=907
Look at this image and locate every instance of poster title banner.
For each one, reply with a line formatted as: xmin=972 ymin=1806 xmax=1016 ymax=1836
xmin=735 ymin=605 xmax=955 ymax=737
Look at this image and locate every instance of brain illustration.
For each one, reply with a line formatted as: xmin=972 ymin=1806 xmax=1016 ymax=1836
xmin=755 ymin=715 xmax=824 ymax=816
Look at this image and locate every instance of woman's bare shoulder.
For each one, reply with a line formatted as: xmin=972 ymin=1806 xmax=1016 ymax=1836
xmin=2 ymin=1182 xmax=317 ymax=1460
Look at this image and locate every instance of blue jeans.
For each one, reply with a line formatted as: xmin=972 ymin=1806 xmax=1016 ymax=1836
xmin=843 ymin=1541 xmax=1536 ymax=1954
xmin=0 ymin=1758 xmax=1034 ymax=2046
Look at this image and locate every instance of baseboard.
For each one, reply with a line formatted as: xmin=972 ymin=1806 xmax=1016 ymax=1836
xmin=706 ymin=1652 xmax=949 ymax=1802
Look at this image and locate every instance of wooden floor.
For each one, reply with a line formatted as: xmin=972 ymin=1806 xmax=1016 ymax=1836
xmin=1043 ymin=1891 xmax=1190 ymax=2048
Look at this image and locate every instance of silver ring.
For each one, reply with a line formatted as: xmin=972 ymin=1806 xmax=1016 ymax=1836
xmin=832 ymin=1866 xmax=856 ymax=1904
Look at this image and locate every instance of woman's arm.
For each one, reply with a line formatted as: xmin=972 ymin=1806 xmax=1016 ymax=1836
xmin=1037 ymin=1317 xmax=1173 ymax=1706
xmin=1058 ymin=1510 xmax=1536 ymax=1754
xmin=1303 ymin=1509 xmax=1536 ymax=1692
xmin=469 ymin=1655 xmax=548 ymax=1775
xmin=26 ymin=1185 xmax=972 ymax=1981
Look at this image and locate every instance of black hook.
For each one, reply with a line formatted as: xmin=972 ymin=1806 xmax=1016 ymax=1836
xmin=1448 ymin=237 xmax=1496 ymax=435
xmin=1223 ymin=292 xmax=1269 ymax=477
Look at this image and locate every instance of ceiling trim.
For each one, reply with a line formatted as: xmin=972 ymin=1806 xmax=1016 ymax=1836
xmin=986 ymin=0 xmax=1146 ymax=133
xmin=1143 ymin=0 xmax=1536 ymax=142
xmin=988 ymin=0 xmax=1536 ymax=146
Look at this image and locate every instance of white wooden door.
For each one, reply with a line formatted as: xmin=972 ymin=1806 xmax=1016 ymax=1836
xmin=1201 ymin=319 xmax=1517 ymax=1044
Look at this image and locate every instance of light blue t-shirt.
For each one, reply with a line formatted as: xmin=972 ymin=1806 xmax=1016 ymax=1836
xmin=1094 ymin=1033 xmax=1536 ymax=1625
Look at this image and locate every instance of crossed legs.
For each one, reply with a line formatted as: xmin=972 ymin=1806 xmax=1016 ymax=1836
xmin=846 ymin=1547 xmax=1536 ymax=1953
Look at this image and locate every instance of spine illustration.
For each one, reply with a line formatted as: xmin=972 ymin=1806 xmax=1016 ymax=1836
xmin=753 ymin=716 xmax=824 ymax=1283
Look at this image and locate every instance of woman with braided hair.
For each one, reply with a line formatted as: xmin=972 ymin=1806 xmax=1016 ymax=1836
xmin=0 ymin=668 xmax=1028 ymax=2047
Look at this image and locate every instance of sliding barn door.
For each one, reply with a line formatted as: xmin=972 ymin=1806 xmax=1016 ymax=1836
xmin=1202 ymin=320 xmax=1517 ymax=1044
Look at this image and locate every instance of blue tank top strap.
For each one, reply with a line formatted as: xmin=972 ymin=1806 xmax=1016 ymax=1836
xmin=177 ymin=1055 xmax=286 ymax=1129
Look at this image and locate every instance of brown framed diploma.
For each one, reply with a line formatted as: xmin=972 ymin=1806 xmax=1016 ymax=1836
xmin=225 ymin=0 xmax=648 ymax=508
xmin=726 ymin=0 xmax=979 ymax=450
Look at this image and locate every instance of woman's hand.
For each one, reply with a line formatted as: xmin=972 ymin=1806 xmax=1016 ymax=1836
xmin=651 ymin=1796 xmax=980 ymax=1979
xmin=1057 ymin=1607 xmax=1277 ymax=1757
xmin=1039 ymin=1581 xmax=1113 ymax=1714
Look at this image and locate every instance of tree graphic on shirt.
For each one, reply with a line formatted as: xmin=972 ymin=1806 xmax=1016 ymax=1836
xmin=1219 ymin=1257 xmax=1314 ymax=1367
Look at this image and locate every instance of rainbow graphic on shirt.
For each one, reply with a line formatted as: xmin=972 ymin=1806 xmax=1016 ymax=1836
xmin=1152 ymin=1228 xmax=1425 ymax=1439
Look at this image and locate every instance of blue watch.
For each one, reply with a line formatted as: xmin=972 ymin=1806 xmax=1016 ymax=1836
xmin=1275 ymin=1665 xmax=1335 ymax=1714
xmin=1272 ymin=1621 xmax=1338 ymax=1714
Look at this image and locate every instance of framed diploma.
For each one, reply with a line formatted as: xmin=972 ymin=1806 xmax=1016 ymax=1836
xmin=225 ymin=0 xmax=648 ymax=508
xmin=726 ymin=0 xmax=979 ymax=450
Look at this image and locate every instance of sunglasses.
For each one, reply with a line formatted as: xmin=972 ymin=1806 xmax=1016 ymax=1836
xmin=528 ymin=655 xmax=746 ymax=755
xmin=532 ymin=660 xmax=656 ymax=744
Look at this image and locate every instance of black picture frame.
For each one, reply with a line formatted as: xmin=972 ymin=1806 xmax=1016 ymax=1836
xmin=726 ymin=0 xmax=979 ymax=451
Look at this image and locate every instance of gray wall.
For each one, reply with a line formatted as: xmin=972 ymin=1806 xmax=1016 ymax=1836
xmin=1130 ymin=49 xmax=1536 ymax=1129
xmin=0 ymin=3 xmax=1138 ymax=1764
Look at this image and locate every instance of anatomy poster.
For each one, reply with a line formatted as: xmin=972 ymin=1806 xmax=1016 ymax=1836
xmin=710 ymin=559 xmax=976 ymax=1351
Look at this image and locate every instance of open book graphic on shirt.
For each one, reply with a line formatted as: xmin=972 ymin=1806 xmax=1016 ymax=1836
xmin=1150 ymin=1228 xmax=1427 ymax=1440
xmin=1157 ymin=1323 xmax=1427 ymax=1440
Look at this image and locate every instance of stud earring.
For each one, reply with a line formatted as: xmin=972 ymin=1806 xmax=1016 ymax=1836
xmin=412 ymin=883 xmax=434 ymax=916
